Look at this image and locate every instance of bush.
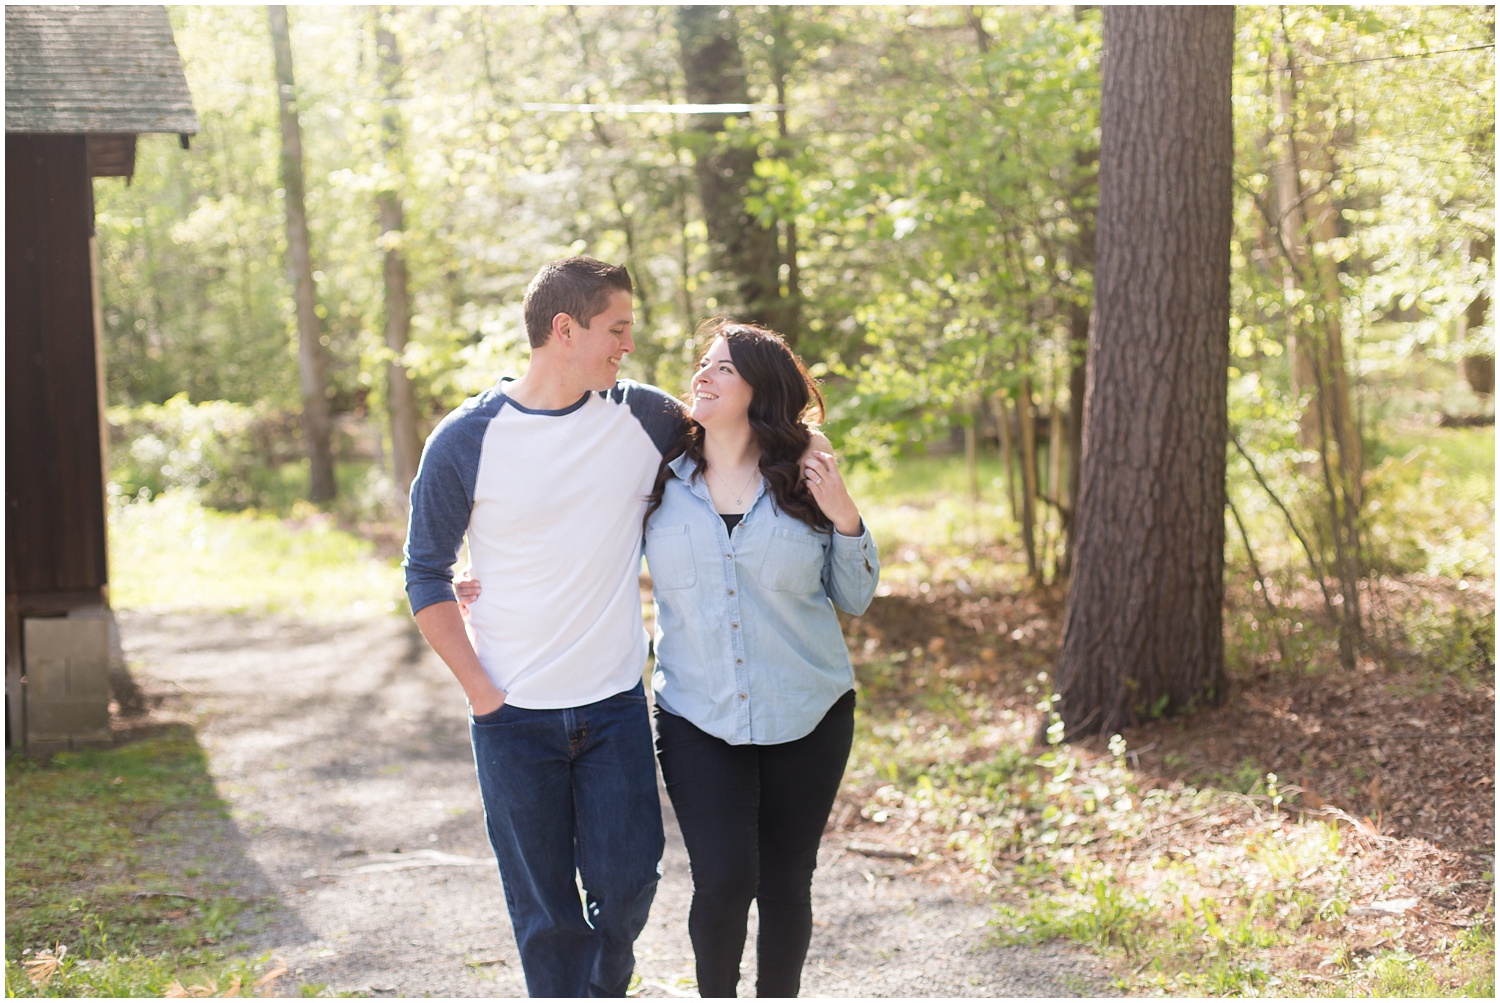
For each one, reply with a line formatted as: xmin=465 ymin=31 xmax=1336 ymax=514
xmin=1361 ymin=430 xmax=1494 ymax=579
xmin=107 ymin=395 xmax=293 ymax=510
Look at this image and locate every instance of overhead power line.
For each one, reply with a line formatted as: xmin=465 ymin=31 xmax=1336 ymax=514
xmin=1307 ymin=42 xmax=1494 ymax=67
xmin=515 ymin=101 xmax=785 ymax=115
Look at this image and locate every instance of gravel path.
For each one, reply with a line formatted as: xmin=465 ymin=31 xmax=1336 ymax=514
xmin=117 ymin=610 xmax=1110 ymax=998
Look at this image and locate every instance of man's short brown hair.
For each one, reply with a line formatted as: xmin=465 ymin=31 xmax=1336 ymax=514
xmin=522 ymin=257 xmax=634 ymax=348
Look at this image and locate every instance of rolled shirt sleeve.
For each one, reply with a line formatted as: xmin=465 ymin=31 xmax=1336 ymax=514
xmin=824 ymin=522 xmax=880 ymax=616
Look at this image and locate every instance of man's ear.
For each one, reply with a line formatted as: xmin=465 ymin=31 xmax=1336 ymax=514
xmin=551 ymin=312 xmax=572 ymax=343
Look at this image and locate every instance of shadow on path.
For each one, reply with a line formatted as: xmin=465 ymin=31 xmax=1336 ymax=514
xmin=118 ymin=609 xmax=1110 ymax=997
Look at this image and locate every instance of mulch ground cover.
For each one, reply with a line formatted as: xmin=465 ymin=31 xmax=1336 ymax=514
xmin=832 ymin=570 xmax=1495 ymax=984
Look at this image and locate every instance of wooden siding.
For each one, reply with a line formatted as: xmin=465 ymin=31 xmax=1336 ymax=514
xmin=5 ymin=134 xmax=109 ymax=613
xmin=86 ymin=135 xmax=138 ymax=178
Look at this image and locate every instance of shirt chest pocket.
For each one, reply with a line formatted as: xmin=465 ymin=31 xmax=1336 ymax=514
xmin=644 ymin=523 xmax=697 ymax=591
xmin=757 ymin=526 xmax=826 ymax=595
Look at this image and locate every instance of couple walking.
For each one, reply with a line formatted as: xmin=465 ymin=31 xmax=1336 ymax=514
xmin=402 ymin=256 xmax=881 ymax=997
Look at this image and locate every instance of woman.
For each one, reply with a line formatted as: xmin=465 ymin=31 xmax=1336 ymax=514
xmin=461 ymin=319 xmax=879 ymax=996
xmin=643 ymin=320 xmax=878 ymax=997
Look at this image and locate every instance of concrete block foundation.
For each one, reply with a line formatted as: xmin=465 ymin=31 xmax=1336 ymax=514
xmin=21 ymin=607 xmax=117 ymax=753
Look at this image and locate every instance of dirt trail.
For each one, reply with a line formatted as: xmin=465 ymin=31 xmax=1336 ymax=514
xmin=117 ymin=610 xmax=1109 ymax=998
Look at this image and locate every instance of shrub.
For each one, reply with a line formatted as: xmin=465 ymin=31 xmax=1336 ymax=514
xmin=107 ymin=395 xmax=293 ymax=510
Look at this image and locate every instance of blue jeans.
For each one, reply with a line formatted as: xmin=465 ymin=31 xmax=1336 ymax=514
xmin=470 ymin=681 xmax=664 ymax=997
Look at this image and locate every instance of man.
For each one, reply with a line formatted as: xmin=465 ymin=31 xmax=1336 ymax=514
xmin=403 ymin=257 xmax=686 ymax=997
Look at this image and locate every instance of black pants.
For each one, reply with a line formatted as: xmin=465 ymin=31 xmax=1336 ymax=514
xmin=655 ymin=690 xmax=855 ymax=998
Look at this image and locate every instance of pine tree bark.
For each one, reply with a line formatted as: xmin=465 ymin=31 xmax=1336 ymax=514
xmin=675 ymin=5 xmax=785 ymax=332
xmin=1055 ymin=6 xmax=1234 ymax=737
xmin=375 ymin=13 xmax=421 ymax=506
xmin=270 ymin=5 xmax=336 ymax=503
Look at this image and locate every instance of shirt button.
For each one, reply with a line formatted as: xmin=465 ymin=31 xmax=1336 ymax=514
xmin=727 ymin=588 xmax=735 ymax=596
xmin=736 ymin=658 xmax=743 ymax=665
xmin=739 ymin=693 xmax=747 ymax=700
xmin=731 ymin=623 xmax=739 ymax=629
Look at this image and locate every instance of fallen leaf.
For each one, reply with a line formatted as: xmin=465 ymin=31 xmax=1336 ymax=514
xmin=253 ymin=961 xmax=289 ymax=997
xmin=23 ymin=945 xmax=66 ymax=988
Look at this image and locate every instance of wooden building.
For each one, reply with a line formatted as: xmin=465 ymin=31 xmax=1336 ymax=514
xmin=5 ymin=5 xmax=197 ymax=751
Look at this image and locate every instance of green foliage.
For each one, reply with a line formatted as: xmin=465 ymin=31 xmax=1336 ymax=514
xmin=1231 ymin=6 xmax=1494 ymax=369
xmin=1316 ymin=933 xmax=1498 ymax=999
xmin=95 ymin=5 xmax=1494 ymax=574
xmin=108 ymin=492 xmax=406 ymax=618
xmin=107 ymin=394 xmax=293 ymax=510
xmin=1224 ymin=5 xmax=1494 ymax=600
xmin=816 ymin=8 xmax=1101 ymax=460
xmin=1362 ymin=426 xmax=1495 ymax=579
xmin=5 ymin=733 xmax=276 ymax=997
xmin=97 ymin=6 xmax=293 ymax=409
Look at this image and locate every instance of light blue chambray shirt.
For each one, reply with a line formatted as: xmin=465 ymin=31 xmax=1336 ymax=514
xmin=644 ymin=452 xmax=880 ymax=745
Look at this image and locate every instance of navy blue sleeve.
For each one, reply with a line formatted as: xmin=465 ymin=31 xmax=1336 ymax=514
xmin=611 ymin=380 xmax=689 ymax=456
xmin=402 ymin=396 xmax=494 ymax=615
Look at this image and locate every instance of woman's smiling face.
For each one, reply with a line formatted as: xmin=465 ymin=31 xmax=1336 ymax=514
xmin=689 ymin=337 xmax=753 ymax=428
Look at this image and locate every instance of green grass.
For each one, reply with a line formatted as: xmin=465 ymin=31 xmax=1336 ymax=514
xmin=845 ymin=450 xmax=1046 ymax=589
xmin=4 ymin=731 xmax=288 ymax=997
xmin=1316 ymin=930 xmax=1496 ymax=998
xmin=1361 ymin=425 xmax=1495 ymax=579
xmin=1224 ymin=423 xmax=1494 ymax=581
xmin=108 ymin=490 xmax=406 ymax=617
xmin=846 ymin=449 xmax=1024 ymax=504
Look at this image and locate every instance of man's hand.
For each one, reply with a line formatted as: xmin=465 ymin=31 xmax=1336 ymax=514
xmin=414 ymin=600 xmax=507 ymax=717
xmin=467 ymin=683 xmax=507 ymax=717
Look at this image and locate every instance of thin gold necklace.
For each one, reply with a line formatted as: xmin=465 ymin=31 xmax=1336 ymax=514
xmin=709 ymin=464 xmax=761 ymax=506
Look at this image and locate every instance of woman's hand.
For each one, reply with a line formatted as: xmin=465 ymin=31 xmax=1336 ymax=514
xmin=449 ymin=573 xmax=501 ymax=714
xmin=803 ymin=448 xmax=863 ymax=537
xmin=454 ymin=572 xmax=482 ymax=614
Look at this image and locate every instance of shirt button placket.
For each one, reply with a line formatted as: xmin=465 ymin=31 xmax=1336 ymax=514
xmin=724 ymin=530 xmax=750 ymax=742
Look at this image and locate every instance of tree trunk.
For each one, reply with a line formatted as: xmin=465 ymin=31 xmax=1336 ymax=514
xmin=269 ymin=5 xmax=336 ymax=503
xmin=1016 ymin=375 xmax=1041 ymax=585
xmin=1047 ymin=395 xmax=1067 ymax=571
xmin=964 ymin=396 xmax=981 ymax=503
xmin=675 ymin=5 xmax=785 ymax=332
xmin=1055 ymin=6 xmax=1233 ymax=738
xmin=1062 ymin=159 xmax=1097 ymax=579
xmin=375 ymin=13 xmax=421 ymax=506
xmin=768 ymin=5 xmax=802 ymax=346
xmin=1062 ymin=299 xmax=1088 ymax=579
xmin=565 ymin=7 xmax=658 ymax=345
xmin=1061 ymin=6 xmax=1100 ymax=580
xmin=1273 ymin=27 xmax=1362 ymax=501
xmin=992 ymin=390 xmax=1019 ymax=525
xmin=1271 ymin=25 xmax=1363 ymax=666
xmin=1459 ymin=232 xmax=1495 ymax=396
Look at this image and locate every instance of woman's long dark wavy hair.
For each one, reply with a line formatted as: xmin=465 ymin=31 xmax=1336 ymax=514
xmin=645 ymin=319 xmax=830 ymax=532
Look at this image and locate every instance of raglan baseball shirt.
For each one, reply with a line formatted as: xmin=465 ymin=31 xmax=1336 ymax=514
xmin=403 ymin=377 xmax=687 ymax=710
